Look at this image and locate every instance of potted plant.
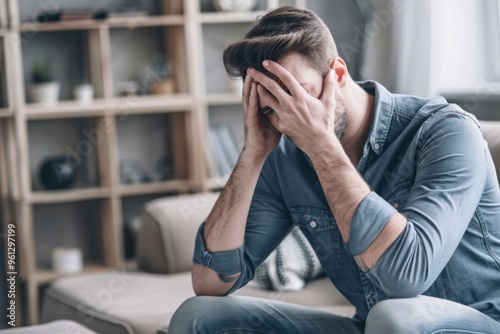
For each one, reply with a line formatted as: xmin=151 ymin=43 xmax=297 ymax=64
xmin=29 ymin=61 xmax=60 ymax=105
xmin=73 ymin=80 xmax=94 ymax=104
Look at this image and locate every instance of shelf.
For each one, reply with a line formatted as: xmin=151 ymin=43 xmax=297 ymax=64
xmin=29 ymin=187 xmax=112 ymax=204
xmin=24 ymin=94 xmax=194 ymax=119
xmin=206 ymin=93 xmax=242 ymax=105
xmin=205 ymin=176 xmax=229 ymax=190
xmin=107 ymin=15 xmax=185 ymax=29
xmin=118 ymin=179 xmax=191 ymax=196
xmin=19 ymin=15 xmax=186 ymax=32
xmin=27 ymin=264 xmax=112 ymax=283
xmin=199 ymin=11 xmax=267 ymax=24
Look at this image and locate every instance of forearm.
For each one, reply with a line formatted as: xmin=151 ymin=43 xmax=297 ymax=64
xmin=193 ymin=149 xmax=265 ymax=295
xmin=308 ymin=136 xmax=406 ymax=270
xmin=204 ymin=149 xmax=266 ymax=251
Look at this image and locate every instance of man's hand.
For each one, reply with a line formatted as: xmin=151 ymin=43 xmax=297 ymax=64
xmin=242 ymin=73 xmax=281 ymax=160
xmin=247 ymin=60 xmax=337 ymax=156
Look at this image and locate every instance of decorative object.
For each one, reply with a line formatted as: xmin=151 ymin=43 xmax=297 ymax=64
xmin=29 ymin=61 xmax=60 ymax=105
xmin=123 ymin=216 xmax=143 ymax=259
xmin=213 ymin=0 xmax=257 ymax=12
xmin=151 ymin=80 xmax=175 ymax=95
xmin=149 ymin=56 xmax=175 ymax=95
xmin=39 ymin=156 xmax=77 ymax=190
xmin=73 ymin=83 xmax=94 ymax=103
xmin=119 ymin=159 xmax=150 ymax=184
xmin=51 ymin=247 xmax=83 ymax=273
xmin=117 ymin=81 xmax=142 ymax=97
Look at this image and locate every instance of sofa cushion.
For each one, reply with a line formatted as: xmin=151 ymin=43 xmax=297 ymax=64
xmin=42 ymin=270 xmax=354 ymax=334
xmin=254 ymin=226 xmax=324 ymax=291
xmin=1 ymin=320 xmax=97 ymax=333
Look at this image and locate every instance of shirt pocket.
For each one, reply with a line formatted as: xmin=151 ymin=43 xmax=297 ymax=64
xmin=290 ymin=206 xmax=344 ymax=274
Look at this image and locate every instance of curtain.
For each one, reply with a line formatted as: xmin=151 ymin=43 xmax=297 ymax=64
xmin=361 ymin=0 xmax=497 ymax=97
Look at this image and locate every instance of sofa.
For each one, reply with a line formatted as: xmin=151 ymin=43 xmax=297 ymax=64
xmin=38 ymin=121 xmax=500 ymax=334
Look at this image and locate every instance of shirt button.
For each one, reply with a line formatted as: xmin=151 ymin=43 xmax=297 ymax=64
xmin=309 ymin=220 xmax=317 ymax=228
xmin=374 ymin=143 xmax=381 ymax=151
xmin=393 ymin=202 xmax=399 ymax=209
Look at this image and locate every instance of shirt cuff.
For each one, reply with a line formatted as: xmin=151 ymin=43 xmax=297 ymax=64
xmin=192 ymin=222 xmax=243 ymax=276
xmin=347 ymin=191 xmax=397 ymax=256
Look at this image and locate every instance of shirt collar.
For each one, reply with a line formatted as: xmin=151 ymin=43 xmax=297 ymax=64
xmin=357 ymin=80 xmax=395 ymax=155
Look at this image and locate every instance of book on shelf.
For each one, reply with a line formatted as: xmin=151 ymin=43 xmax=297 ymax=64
xmin=207 ymin=125 xmax=240 ymax=178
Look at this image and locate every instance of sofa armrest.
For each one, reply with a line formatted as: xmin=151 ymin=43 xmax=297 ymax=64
xmin=136 ymin=192 xmax=219 ymax=274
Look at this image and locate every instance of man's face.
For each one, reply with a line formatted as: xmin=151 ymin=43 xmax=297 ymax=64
xmin=259 ymin=52 xmax=348 ymax=140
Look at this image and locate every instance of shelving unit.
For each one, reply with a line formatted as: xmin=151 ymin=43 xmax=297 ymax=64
xmin=1 ymin=0 xmax=305 ymax=325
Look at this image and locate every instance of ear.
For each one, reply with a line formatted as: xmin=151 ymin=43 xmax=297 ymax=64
xmin=329 ymin=57 xmax=348 ymax=88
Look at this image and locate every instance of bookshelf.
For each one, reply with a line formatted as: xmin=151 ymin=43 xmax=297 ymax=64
xmin=1 ymin=0 xmax=305 ymax=325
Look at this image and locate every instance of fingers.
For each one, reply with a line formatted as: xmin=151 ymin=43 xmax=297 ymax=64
xmin=242 ymin=73 xmax=253 ymax=111
xmin=256 ymin=84 xmax=280 ymax=114
xmin=247 ymin=82 xmax=259 ymax=115
xmin=247 ymin=68 xmax=288 ymax=104
xmin=261 ymin=60 xmax=304 ymax=97
xmin=320 ymin=69 xmax=336 ymax=110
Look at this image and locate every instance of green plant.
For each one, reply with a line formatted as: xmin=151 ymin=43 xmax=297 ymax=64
xmin=31 ymin=61 xmax=54 ymax=84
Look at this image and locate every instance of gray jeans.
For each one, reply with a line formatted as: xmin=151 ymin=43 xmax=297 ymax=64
xmin=168 ymin=295 xmax=500 ymax=334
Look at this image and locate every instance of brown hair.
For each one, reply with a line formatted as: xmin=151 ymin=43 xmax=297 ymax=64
xmin=223 ymin=6 xmax=338 ymax=80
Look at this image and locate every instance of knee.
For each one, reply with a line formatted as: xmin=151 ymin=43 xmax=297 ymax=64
xmin=168 ymin=296 xmax=231 ymax=334
xmin=365 ymin=297 xmax=425 ymax=334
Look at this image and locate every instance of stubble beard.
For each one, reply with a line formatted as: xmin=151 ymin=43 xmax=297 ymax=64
xmin=334 ymin=91 xmax=348 ymax=141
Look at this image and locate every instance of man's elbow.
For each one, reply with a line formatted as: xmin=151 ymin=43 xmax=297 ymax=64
xmin=191 ymin=265 xmax=238 ymax=296
xmin=192 ymin=279 xmax=226 ymax=297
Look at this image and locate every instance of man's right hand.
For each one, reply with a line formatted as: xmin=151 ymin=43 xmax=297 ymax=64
xmin=242 ymin=72 xmax=281 ymax=161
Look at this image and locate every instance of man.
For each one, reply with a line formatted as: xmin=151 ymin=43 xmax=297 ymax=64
xmin=169 ymin=6 xmax=500 ymax=333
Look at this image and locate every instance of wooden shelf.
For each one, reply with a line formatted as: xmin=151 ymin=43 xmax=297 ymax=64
xmin=205 ymin=176 xmax=229 ymax=190
xmin=206 ymin=93 xmax=242 ymax=106
xmin=27 ymin=264 xmax=112 ymax=284
xmin=118 ymin=179 xmax=191 ymax=196
xmin=29 ymin=187 xmax=112 ymax=204
xmin=24 ymin=94 xmax=194 ymax=119
xmin=199 ymin=11 xmax=267 ymax=24
xmin=107 ymin=15 xmax=185 ymax=29
xmin=19 ymin=15 xmax=186 ymax=32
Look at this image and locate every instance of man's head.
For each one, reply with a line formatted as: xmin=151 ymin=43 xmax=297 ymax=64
xmin=223 ymin=6 xmax=349 ymax=140
xmin=223 ymin=6 xmax=338 ymax=81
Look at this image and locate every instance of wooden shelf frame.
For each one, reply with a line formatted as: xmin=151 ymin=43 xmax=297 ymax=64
xmin=28 ymin=263 xmax=113 ymax=284
xmin=19 ymin=15 xmax=186 ymax=32
xmin=23 ymin=94 xmax=194 ymax=119
xmin=28 ymin=187 xmax=113 ymax=204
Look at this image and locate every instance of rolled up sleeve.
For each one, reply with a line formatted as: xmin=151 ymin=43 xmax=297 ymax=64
xmin=347 ymin=192 xmax=397 ymax=256
xmin=193 ymin=223 xmax=244 ymax=276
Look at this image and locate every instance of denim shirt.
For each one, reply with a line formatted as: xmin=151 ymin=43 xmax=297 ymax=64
xmin=194 ymin=81 xmax=500 ymax=322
